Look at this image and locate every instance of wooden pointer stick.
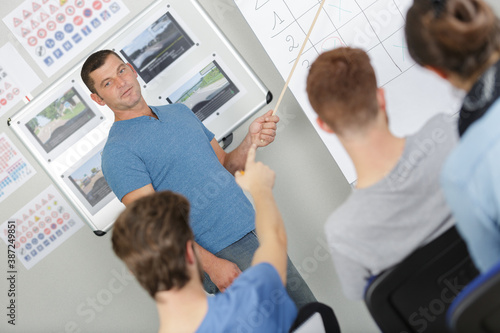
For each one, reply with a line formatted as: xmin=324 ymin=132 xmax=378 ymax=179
xmin=272 ymin=0 xmax=327 ymax=116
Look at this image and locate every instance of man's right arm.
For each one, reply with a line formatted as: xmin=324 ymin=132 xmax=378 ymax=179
xmin=235 ymin=144 xmax=288 ymax=285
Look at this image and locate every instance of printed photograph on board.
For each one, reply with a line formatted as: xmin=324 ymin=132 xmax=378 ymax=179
xmin=120 ymin=11 xmax=195 ymax=83
xmin=63 ymin=144 xmax=116 ymax=216
xmin=167 ymin=61 xmax=240 ymax=121
xmin=25 ymin=87 xmax=96 ymax=154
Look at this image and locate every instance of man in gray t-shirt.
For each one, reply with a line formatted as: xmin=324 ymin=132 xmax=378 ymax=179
xmin=306 ymin=47 xmax=457 ymax=300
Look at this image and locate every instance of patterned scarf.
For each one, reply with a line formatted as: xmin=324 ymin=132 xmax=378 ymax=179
xmin=459 ymin=60 xmax=500 ymax=136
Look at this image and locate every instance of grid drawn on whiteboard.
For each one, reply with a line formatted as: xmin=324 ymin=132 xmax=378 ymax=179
xmin=236 ymin=0 xmax=460 ymax=183
xmin=254 ymin=0 xmax=414 ymax=89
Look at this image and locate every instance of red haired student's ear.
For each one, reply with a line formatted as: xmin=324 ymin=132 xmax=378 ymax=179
xmin=317 ymin=117 xmax=334 ymax=133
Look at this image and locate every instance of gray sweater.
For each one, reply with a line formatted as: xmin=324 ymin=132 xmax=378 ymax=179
xmin=325 ymin=114 xmax=458 ymax=300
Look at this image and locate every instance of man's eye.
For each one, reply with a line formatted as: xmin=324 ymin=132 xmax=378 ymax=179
xmin=119 ymin=68 xmax=126 ymax=73
xmin=104 ymin=81 xmax=111 ymax=87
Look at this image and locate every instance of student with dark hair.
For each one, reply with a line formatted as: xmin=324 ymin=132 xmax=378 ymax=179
xmin=111 ymin=145 xmax=341 ymax=333
xmin=81 ymin=50 xmax=315 ymax=306
xmin=406 ymin=0 xmax=500 ymax=273
xmin=306 ymin=47 xmax=457 ymax=299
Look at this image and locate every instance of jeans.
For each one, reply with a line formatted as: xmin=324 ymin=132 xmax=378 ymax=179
xmin=202 ymin=230 xmax=316 ymax=309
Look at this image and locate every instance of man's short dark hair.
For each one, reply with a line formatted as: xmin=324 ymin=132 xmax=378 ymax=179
xmin=81 ymin=50 xmax=123 ymax=94
xmin=111 ymin=191 xmax=194 ymax=298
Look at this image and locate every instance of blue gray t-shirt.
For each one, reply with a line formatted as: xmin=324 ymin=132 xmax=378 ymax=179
xmin=197 ymin=263 xmax=297 ymax=333
xmin=102 ymin=104 xmax=255 ymax=253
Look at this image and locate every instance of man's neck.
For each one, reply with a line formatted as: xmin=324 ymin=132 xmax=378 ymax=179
xmin=156 ymin=279 xmax=208 ymax=333
xmin=113 ymin=98 xmax=157 ymax=122
xmin=341 ymin=126 xmax=405 ymax=189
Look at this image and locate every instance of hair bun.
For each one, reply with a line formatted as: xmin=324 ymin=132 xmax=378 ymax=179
xmin=432 ymin=0 xmax=497 ymax=53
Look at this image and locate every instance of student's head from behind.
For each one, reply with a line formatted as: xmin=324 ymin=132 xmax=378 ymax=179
xmin=405 ymin=0 xmax=500 ymax=85
xmin=112 ymin=191 xmax=202 ymax=299
xmin=307 ymin=47 xmax=381 ymax=137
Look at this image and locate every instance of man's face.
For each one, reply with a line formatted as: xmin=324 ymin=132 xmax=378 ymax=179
xmin=89 ymin=54 xmax=142 ymax=111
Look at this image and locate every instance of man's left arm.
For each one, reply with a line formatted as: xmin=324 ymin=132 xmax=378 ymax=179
xmin=211 ymin=110 xmax=279 ymax=174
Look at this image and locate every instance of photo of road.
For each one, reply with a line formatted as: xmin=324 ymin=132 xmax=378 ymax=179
xmin=68 ymin=149 xmax=112 ymax=208
xmin=120 ymin=11 xmax=194 ymax=83
xmin=25 ymin=88 xmax=95 ymax=153
xmin=168 ymin=61 xmax=239 ymax=121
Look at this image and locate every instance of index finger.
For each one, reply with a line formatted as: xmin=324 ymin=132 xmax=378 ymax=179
xmin=246 ymin=144 xmax=257 ymax=165
xmin=264 ymin=109 xmax=274 ymax=117
xmin=264 ymin=115 xmax=280 ymax=124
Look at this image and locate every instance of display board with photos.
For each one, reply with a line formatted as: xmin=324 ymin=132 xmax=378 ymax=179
xmin=9 ymin=0 xmax=270 ymax=234
xmin=9 ymin=75 xmax=121 ymax=234
xmin=111 ymin=1 xmax=269 ymax=139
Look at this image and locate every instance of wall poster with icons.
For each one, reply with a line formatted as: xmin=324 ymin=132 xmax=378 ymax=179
xmin=3 ymin=0 xmax=130 ymax=77
xmin=0 ymin=43 xmax=42 ymax=117
xmin=0 ymin=184 xmax=84 ymax=269
xmin=0 ymin=132 xmax=37 ymax=204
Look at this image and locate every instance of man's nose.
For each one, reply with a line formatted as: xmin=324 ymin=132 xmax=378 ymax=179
xmin=116 ymin=76 xmax=126 ymax=87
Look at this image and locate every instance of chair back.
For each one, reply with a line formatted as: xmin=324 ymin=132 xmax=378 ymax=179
xmin=447 ymin=260 xmax=500 ymax=333
xmin=290 ymin=302 xmax=341 ymax=333
xmin=364 ymin=226 xmax=479 ymax=333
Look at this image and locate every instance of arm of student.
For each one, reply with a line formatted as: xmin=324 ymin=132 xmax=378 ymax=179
xmin=249 ymin=187 xmax=288 ymax=285
xmin=210 ymin=110 xmax=279 ymax=175
xmin=330 ymin=249 xmax=372 ymax=300
xmin=235 ymin=144 xmax=288 ymax=285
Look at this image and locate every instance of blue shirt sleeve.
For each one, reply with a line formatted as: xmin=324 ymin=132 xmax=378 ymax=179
xmin=101 ymin=142 xmax=152 ymax=201
xmin=197 ymin=263 xmax=297 ymax=333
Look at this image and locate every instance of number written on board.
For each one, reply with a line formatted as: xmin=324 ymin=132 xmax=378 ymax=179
xmin=255 ymin=0 xmax=270 ymax=10
xmin=272 ymin=12 xmax=284 ymax=30
xmin=286 ymin=35 xmax=299 ymax=52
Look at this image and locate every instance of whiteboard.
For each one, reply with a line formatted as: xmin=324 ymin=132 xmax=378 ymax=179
xmin=8 ymin=0 xmax=270 ymax=234
xmin=235 ymin=0 xmax=463 ymax=183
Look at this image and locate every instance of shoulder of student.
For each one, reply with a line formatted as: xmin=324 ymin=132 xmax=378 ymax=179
xmin=422 ymin=113 xmax=458 ymax=137
xmin=414 ymin=113 xmax=459 ymax=149
xmin=324 ymin=191 xmax=368 ymax=246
